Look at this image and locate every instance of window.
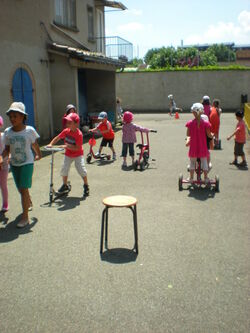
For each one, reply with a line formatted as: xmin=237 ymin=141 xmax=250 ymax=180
xmin=54 ymin=0 xmax=76 ymax=29
xmin=87 ymin=6 xmax=94 ymax=41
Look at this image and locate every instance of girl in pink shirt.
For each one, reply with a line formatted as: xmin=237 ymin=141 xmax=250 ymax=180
xmin=0 ymin=116 xmax=9 ymax=212
xmin=202 ymin=95 xmax=211 ymax=118
xmin=122 ymin=111 xmax=151 ymax=167
xmin=186 ymin=103 xmax=212 ymax=184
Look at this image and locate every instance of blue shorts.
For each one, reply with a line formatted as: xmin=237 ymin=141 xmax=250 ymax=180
xmin=11 ymin=164 xmax=34 ymax=189
xmin=122 ymin=143 xmax=134 ymax=157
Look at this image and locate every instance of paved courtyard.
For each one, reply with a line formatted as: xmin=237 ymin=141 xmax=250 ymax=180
xmin=0 ymin=113 xmax=249 ymax=333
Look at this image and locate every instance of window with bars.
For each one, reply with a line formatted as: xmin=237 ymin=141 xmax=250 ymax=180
xmin=54 ymin=0 xmax=76 ymax=29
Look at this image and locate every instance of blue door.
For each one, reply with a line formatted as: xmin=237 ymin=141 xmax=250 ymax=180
xmin=12 ymin=68 xmax=35 ymax=127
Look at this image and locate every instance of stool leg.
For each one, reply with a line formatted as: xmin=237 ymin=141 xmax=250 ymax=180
xmin=129 ymin=205 xmax=139 ymax=254
xmin=133 ymin=205 xmax=139 ymax=254
xmin=100 ymin=208 xmax=106 ymax=254
xmin=105 ymin=207 xmax=109 ymax=250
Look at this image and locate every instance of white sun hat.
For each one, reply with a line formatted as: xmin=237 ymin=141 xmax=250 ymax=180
xmin=6 ymin=102 xmax=27 ymax=115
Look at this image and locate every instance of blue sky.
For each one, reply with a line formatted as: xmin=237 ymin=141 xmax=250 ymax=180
xmin=105 ymin=0 xmax=250 ymax=58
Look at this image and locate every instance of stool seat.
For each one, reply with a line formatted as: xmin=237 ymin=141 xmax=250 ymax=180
xmin=102 ymin=195 xmax=137 ymax=208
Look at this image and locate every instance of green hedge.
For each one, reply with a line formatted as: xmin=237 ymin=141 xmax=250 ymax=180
xmin=120 ymin=65 xmax=250 ymax=73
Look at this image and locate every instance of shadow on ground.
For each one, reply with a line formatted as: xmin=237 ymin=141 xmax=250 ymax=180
xmin=100 ymin=248 xmax=138 ymax=264
xmin=0 ymin=215 xmax=38 ymax=243
xmin=187 ymin=187 xmax=217 ymax=200
xmin=40 ymin=196 xmax=85 ymax=211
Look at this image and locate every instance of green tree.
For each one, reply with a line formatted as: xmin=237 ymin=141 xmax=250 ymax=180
xmin=208 ymin=44 xmax=236 ymax=62
xmin=200 ymin=49 xmax=217 ymax=66
xmin=144 ymin=48 xmax=160 ymax=65
xmin=127 ymin=57 xmax=144 ymax=67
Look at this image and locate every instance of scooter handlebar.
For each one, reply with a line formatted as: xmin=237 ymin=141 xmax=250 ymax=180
xmin=150 ymin=130 xmax=157 ymax=133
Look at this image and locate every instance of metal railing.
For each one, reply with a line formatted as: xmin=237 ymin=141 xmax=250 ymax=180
xmin=95 ymin=36 xmax=133 ymax=61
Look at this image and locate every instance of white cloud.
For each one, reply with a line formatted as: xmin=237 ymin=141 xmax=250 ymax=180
xmin=125 ymin=8 xmax=143 ymax=16
xmin=185 ymin=10 xmax=250 ymax=45
xmin=238 ymin=10 xmax=250 ymax=31
xmin=117 ymin=22 xmax=144 ymax=33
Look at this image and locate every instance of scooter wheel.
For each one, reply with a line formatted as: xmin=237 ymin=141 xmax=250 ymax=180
xmin=178 ymin=174 xmax=183 ymax=191
xmin=218 ymin=140 xmax=221 ymax=150
xmin=134 ymin=160 xmax=138 ymax=171
xmin=215 ymin=175 xmax=219 ymax=192
xmin=86 ymin=154 xmax=92 ymax=164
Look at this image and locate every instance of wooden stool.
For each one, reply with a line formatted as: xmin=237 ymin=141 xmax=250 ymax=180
xmin=100 ymin=195 xmax=138 ymax=254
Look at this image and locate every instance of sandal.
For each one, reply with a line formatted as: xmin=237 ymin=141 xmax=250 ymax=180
xmin=17 ymin=219 xmax=29 ymax=228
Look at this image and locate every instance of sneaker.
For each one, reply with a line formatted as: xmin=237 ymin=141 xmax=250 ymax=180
xmin=17 ymin=219 xmax=29 ymax=228
xmin=122 ymin=161 xmax=127 ymax=167
xmin=83 ymin=184 xmax=89 ymax=197
xmin=113 ymin=153 xmax=116 ymax=160
xmin=238 ymin=161 xmax=247 ymax=167
xmin=229 ymin=160 xmax=238 ymax=165
xmin=1 ymin=207 xmax=8 ymax=213
xmin=57 ymin=184 xmax=70 ymax=193
xmin=208 ymin=162 xmax=212 ymax=170
xmin=95 ymin=152 xmax=100 ymax=158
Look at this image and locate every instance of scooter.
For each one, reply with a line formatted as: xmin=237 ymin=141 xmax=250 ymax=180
xmin=134 ymin=130 xmax=157 ymax=171
xmin=44 ymin=146 xmax=71 ymax=204
xmin=178 ymin=158 xmax=219 ymax=192
xmin=86 ymin=133 xmax=111 ymax=164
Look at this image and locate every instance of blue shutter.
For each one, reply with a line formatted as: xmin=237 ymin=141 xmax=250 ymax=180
xmin=12 ymin=68 xmax=35 ymax=127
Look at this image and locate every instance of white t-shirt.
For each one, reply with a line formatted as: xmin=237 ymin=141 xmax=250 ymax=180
xmin=4 ymin=126 xmax=39 ymax=166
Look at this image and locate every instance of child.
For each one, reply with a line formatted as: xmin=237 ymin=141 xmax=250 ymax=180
xmin=0 ymin=116 xmax=9 ymax=213
xmin=121 ymin=111 xmax=152 ymax=167
xmin=62 ymin=104 xmax=77 ymax=130
xmin=202 ymin=95 xmax=211 ymax=118
xmin=210 ymin=99 xmax=221 ymax=145
xmin=89 ymin=111 xmax=116 ymax=160
xmin=227 ymin=110 xmax=247 ymax=167
xmin=48 ymin=113 xmax=89 ymax=197
xmin=168 ymin=94 xmax=182 ymax=116
xmin=186 ymin=103 xmax=212 ymax=184
xmin=0 ymin=102 xmax=41 ymax=227
xmin=200 ymin=113 xmax=213 ymax=170
xmin=116 ymin=97 xmax=123 ymax=121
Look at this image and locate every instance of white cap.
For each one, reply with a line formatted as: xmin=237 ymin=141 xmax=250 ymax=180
xmin=168 ymin=94 xmax=173 ymax=99
xmin=66 ymin=104 xmax=76 ymax=113
xmin=202 ymin=95 xmax=210 ymax=101
xmin=191 ymin=103 xmax=204 ymax=114
xmin=98 ymin=111 xmax=107 ymax=119
xmin=6 ymin=102 xmax=27 ymax=115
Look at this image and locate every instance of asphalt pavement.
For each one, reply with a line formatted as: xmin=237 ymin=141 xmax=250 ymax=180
xmin=0 ymin=113 xmax=249 ymax=333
